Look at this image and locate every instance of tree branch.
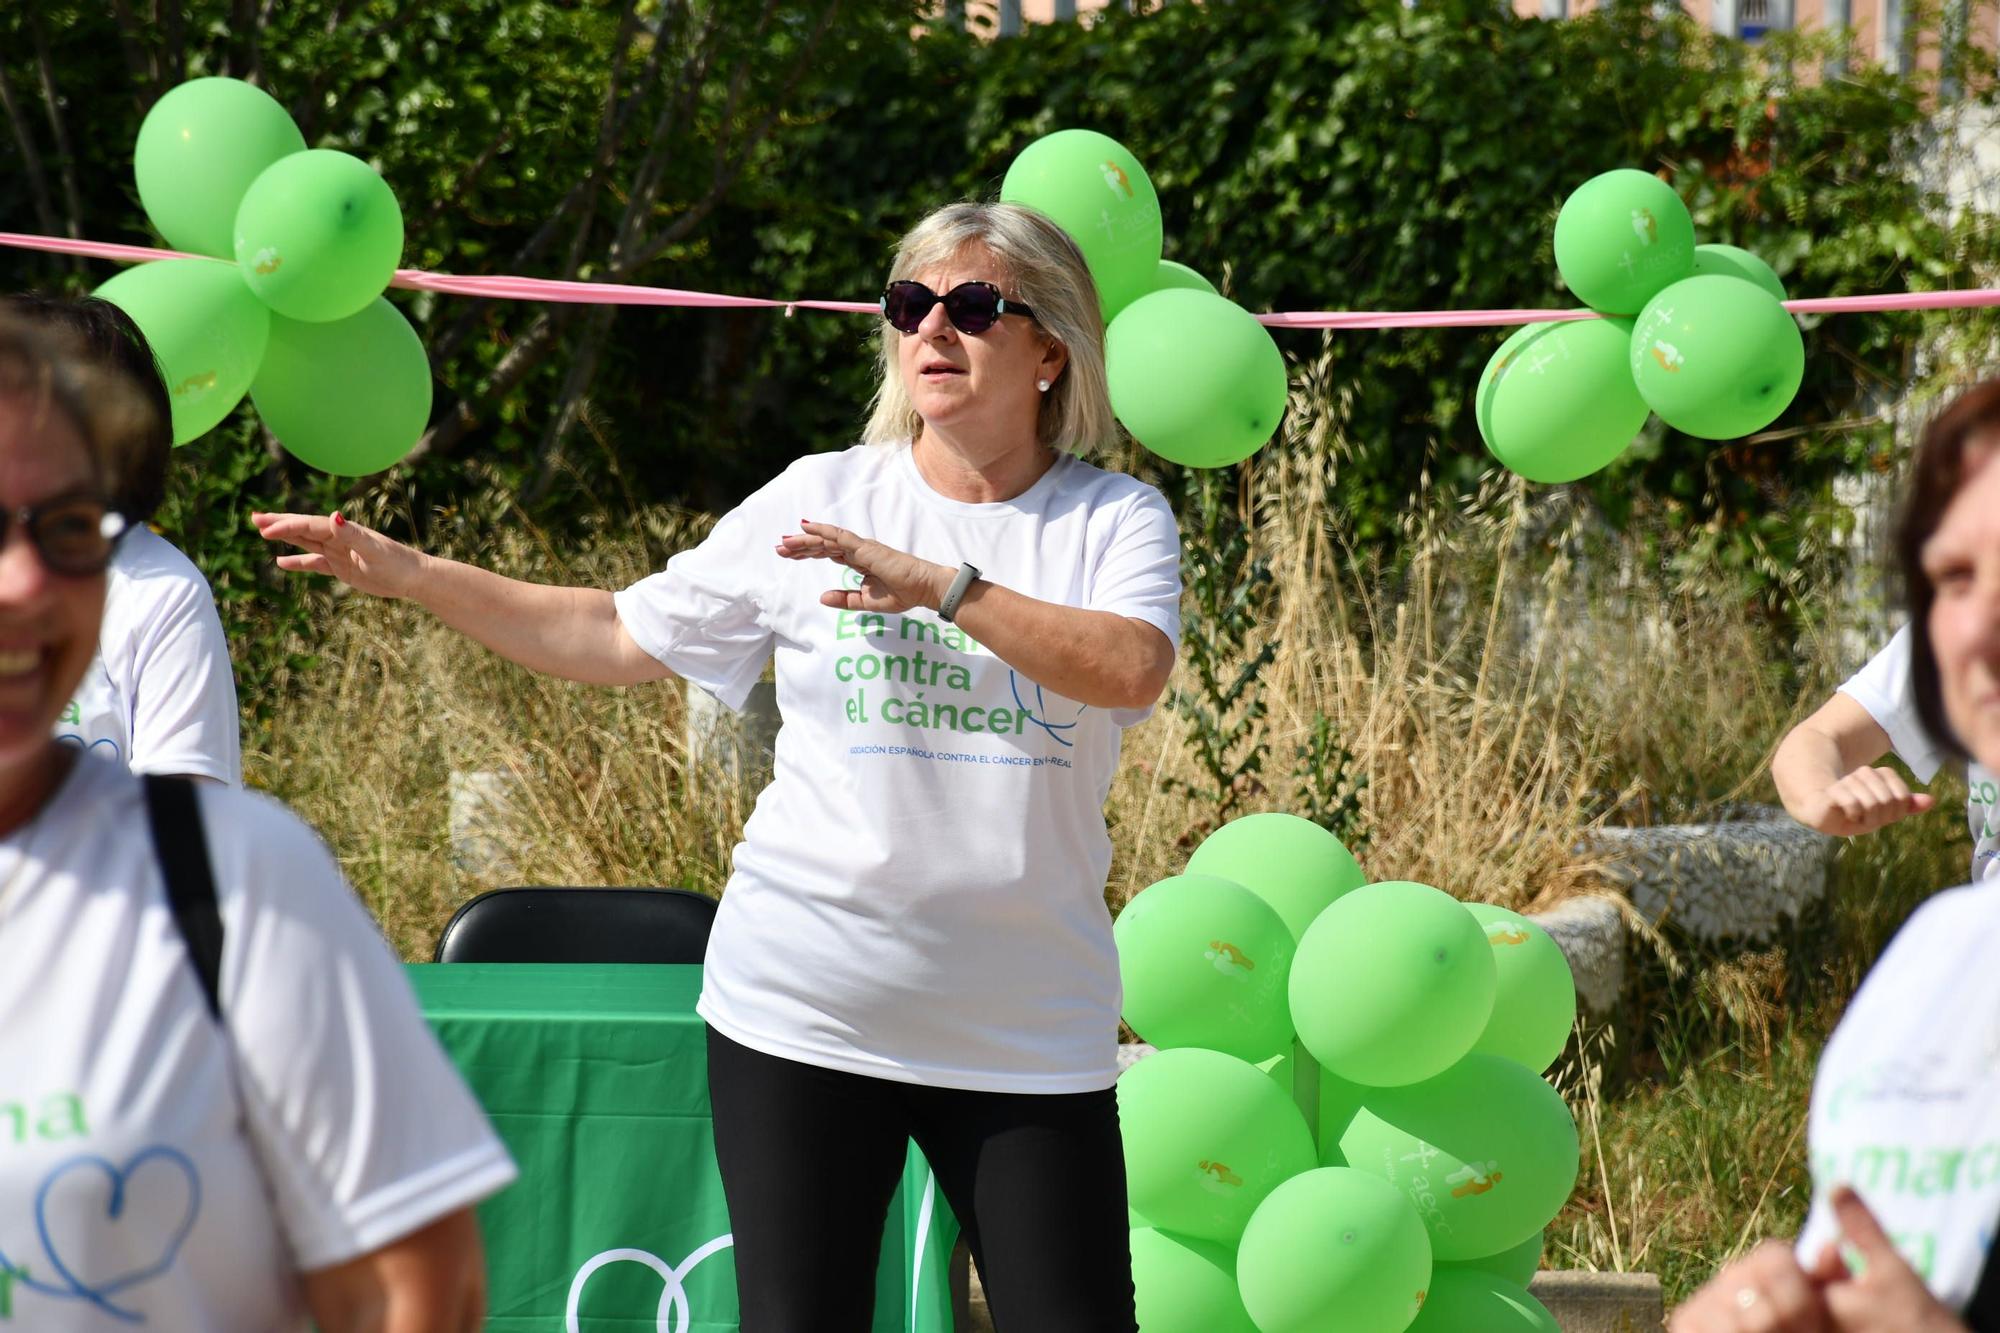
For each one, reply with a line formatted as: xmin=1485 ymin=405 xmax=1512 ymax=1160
xmin=25 ymin=8 xmax=86 ymax=240
xmin=523 ymin=303 xmax=617 ymax=506
xmin=160 ymin=0 xmax=186 ymax=89
xmin=0 ymin=58 xmax=68 ymax=260
xmin=106 ymin=0 xmax=159 ymax=104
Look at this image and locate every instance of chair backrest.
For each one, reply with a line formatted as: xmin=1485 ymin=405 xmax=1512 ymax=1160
xmin=434 ymin=887 xmax=718 ymax=964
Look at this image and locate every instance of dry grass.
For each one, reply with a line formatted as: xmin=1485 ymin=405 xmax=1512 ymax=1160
xmin=243 ymin=412 xmax=1966 ymax=1309
xmin=253 ymin=413 xmax=1825 ymax=965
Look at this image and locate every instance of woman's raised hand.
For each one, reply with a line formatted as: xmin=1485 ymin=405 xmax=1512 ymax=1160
xmin=777 ymin=520 xmax=949 ymax=616
xmin=253 ymin=511 xmax=428 ymax=601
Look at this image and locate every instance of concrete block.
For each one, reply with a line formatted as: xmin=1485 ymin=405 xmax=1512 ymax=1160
xmin=1528 ymin=895 xmax=1627 ymax=1017
xmin=1577 ymin=803 xmax=1833 ymax=945
xmin=1529 ymin=1269 xmax=1664 ymax=1332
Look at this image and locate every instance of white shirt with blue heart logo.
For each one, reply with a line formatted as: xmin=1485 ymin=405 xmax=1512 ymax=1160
xmin=0 ymin=753 xmax=516 ymax=1330
xmin=55 ymin=528 xmax=241 ymax=786
xmin=615 ymin=442 xmax=1183 ymax=1093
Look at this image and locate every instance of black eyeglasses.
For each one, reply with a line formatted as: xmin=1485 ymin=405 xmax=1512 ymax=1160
xmin=1 ymin=492 xmax=129 ymax=576
xmin=880 ymin=280 xmax=1036 ymax=336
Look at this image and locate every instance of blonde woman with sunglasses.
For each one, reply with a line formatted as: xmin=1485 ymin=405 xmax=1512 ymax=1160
xmin=258 ymin=201 xmax=1181 ymax=1332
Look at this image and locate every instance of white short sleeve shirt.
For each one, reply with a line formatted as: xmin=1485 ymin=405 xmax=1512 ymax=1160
xmin=1838 ymin=626 xmax=1998 ymax=881
xmin=56 ymin=528 xmax=241 ymax=786
xmin=0 ymin=754 xmax=517 ymax=1330
xmin=616 ymin=443 xmax=1183 ymax=1092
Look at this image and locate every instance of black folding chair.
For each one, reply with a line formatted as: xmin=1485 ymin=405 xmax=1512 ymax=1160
xmin=433 ymin=886 xmax=718 ymax=964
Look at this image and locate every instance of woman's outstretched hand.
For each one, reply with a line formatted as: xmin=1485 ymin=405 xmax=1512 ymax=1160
xmin=254 ymin=511 xmax=428 ymax=601
xmin=778 ymin=520 xmax=950 ymax=616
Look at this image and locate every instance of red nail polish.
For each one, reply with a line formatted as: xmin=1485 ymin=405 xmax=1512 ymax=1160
xmin=331 ymin=512 xmax=346 ymax=529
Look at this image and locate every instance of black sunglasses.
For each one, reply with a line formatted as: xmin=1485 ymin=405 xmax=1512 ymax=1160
xmin=1 ymin=492 xmax=129 ymax=576
xmin=880 ymin=280 xmax=1036 ymax=336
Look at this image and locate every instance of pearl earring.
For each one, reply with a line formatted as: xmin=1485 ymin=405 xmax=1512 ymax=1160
xmin=1037 ymin=379 xmax=1051 ymax=392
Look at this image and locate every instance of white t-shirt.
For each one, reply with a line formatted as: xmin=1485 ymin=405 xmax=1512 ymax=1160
xmin=1838 ymin=626 xmax=1999 ymax=882
xmin=1797 ymin=881 xmax=2000 ymax=1310
xmin=55 ymin=528 xmax=242 ymax=785
xmin=0 ymin=753 xmax=517 ymax=1331
xmin=616 ymin=442 xmax=1183 ymax=1093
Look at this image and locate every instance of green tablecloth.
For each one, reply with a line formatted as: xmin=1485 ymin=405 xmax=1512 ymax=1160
xmin=407 ymin=963 xmax=959 ymax=1333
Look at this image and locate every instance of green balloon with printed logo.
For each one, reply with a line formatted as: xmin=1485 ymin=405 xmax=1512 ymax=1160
xmin=1129 ymin=1228 xmax=1258 ymax=1333
xmin=1117 ymin=873 xmax=1297 ymax=1062
xmin=1289 ymin=882 xmax=1496 ymax=1087
xmin=1153 ymin=259 xmax=1218 ymax=296
xmin=1106 ymin=289 xmax=1288 ymax=469
xmin=1236 ymin=1168 xmax=1433 ymax=1333
xmin=1630 ymin=274 xmax=1804 ymax=440
xmin=234 ymin=149 xmax=405 ymax=323
xmin=133 ymin=76 xmax=307 ymax=258
xmin=1187 ymin=812 xmax=1367 ymax=943
xmin=1001 ymin=128 xmax=1162 ymax=321
xmin=1340 ymin=1054 xmax=1580 ymax=1261
xmin=1406 ymin=1267 xmax=1561 ymax=1333
xmin=1475 ymin=317 xmax=1647 ymax=484
xmin=251 ymin=297 xmax=432 ymax=475
xmin=1689 ymin=243 xmax=1787 ymax=303
xmin=1119 ymin=1047 xmax=1318 ymax=1244
xmin=1437 ymin=1229 xmax=1544 ymax=1288
xmin=1464 ymin=905 xmax=1576 ymax=1074
xmin=1553 ymin=169 xmax=1695 ymax=315
xmin=95 ymin=258 xmax=270 ymax=445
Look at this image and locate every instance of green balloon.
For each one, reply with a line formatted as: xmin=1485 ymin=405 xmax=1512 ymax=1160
xmin=1153 ymin=260 xmax=1218 ymax=296
xmin=1553 ymin=169 xmax=1695 ymax=314
xmin=134 ymin=77 xmax=306 ymax=258
xmin=1437 ymin=1229 xmax=1544 ymax=1288
xmin=1407 ymin=1267 xmax=1560 ymax=1333
xmin=1130 ymin=1229 xmax=1258 ymax=1333
xmin=1119 ymin=1047 xmax=1318 ymax=1244
xmin=1001 ymin=129 xmax=1163 ymax=320
xmin=1475 ymin=317 xmax=1647 ymax=484
xmin=1630 ymin=274 xmax=1804 ymax=440
xmin=1340 ymin=1054 xmax=1580 ymax=1261
xmin=1289 ymin=882 xmax=1496 ymax=1087
xmin=1187 ymin=812 xmax=1367 ymax=943
xmin=234 ymin=150 xmax=405 ymax=323
xmin=1689 ymin=243 xmax=1787 ymax=303
xmin=95 ymin=259 xmax=270 ymax=445
xmin=1464 ymin=905 xmax=1576 ymax=1074
xmin=1237 ymin=1168 xmax=1433 ymax=1333
xmin=1317 ymin=1065 xmax=1370 ymax=1167
xmin=1106 ymin=289 xmax=1288 ymax=469
xmin=1118 ymin=873 xmax=1297 ymax=1061
xmin=251 ymin=297 xmax=432 ymax=476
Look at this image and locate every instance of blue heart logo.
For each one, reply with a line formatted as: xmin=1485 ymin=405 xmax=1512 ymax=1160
xmin=33 ymin=1146 xmax=202 ymax=1319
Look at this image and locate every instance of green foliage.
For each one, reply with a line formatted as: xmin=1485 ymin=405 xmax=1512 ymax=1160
xmin=1292 ymin=712 xmax=1370 ymax=850
xmin=6 ymin=0 xmax=1997 ymax=710
xmin=1163 ymin=468 xmax=1277 ymax=832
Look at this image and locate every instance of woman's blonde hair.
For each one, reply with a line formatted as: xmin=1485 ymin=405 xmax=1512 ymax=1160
xmin=861 ymin=201 xmax=1122 ymax=456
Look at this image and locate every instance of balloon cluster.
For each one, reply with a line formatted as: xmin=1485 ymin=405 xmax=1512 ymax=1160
xmin=1001 ymin=130 xmax=1287 ymax=470
xmin=100 ymin=77 xmax=430 ymax=476
xmin=1113 ymin=812 xmax=1581 ymax=1333
xmin=1478 ymin=168 xmax=1805 ymax=484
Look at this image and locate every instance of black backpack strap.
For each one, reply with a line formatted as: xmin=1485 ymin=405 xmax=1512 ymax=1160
xmin=1967 ymin=1239 xmax=2000 ymax=1331
xmin=143 ymin=775 xmax=224 ymax=1020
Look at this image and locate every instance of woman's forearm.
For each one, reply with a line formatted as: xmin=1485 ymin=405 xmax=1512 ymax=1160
xmin=409 ymin=554 xmax=669 ymax=687
xmin=944 ymin=575 xmax=1175 ymax=711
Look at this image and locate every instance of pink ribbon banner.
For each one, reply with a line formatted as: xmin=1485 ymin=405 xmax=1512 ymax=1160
xmin=9 ymin=230 xmax=2000 ymax=329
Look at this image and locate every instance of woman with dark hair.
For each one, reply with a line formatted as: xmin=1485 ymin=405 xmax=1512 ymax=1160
xmin=0 ymin=311 xmax=515 ymax=1330
xmin=1673 ymin=385 xmax=2000 ymax=1331
xmin=8 ymin=292 xmax=241 ymax=786
xmin=1771 ymin=384 xmax=2000 ymax=884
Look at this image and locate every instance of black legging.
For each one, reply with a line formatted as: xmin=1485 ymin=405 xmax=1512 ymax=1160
xmin=706 ymin=1026 xmax=1138 ymax=1333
